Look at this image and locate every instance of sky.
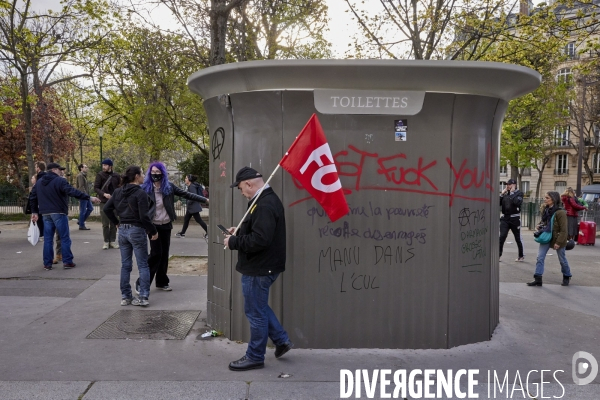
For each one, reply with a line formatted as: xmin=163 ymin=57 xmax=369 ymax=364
xmin=34 ymin=0 xmax=358 ymax=57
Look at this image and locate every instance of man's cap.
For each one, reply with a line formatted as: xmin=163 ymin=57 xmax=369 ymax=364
xmin=46 ymin=162 xmax=66 ymax=170
xmin=230 ymin=166 xmax=262 ymax=188
xmin=507 ymin=178 xmax=517 ymax=185
xmin=101 ymin=158 xmax=113 ymax=166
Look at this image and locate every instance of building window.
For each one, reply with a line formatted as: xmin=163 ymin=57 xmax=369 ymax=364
xmin=556 ymin=68 xmax=572 ymax=85
xmin=593 ymin=153 xmax=600 ymax=174
xmin=555 ymin=154 xmax=568 ymax=175
xmin=555 ymin=181 xmax=567 ymax=193
xmin=554 ymin=126 xmax=570 ymax=146
xmin=522 ymin=167 xmax=531 ymax=176
xmin=499 ymin=181 xmax=507 ymax=192
xmin=500 ymin=165 xmax=507 ymax=175
xmin=521 ymin=180 xmax=530 ymax=195
xmin=564 ymin=42 xmax=575 ymax=59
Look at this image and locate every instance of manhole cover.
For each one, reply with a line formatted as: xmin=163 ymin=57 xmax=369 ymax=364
xmin=87 ymin=310 xmax=201 ymax=340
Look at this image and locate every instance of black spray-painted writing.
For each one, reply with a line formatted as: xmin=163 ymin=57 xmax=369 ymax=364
xmin=318 ymin=221 xmax=427 ymax=245
xmin=307 ymin=202 xmax=434 ymax=225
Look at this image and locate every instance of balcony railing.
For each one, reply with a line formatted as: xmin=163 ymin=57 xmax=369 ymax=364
xmin=554 ymin=168 xmax=569 ymax=175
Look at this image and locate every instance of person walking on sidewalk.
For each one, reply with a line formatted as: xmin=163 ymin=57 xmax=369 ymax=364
xmin=104 ymin=166 xmax=158 ymax=307
xmin=175 ymin=174 xmax=209 ymax=239
xmin=30 ymin=163 xmax=100 ymax=270
xmin=134 ymin=161 xmax=208 ymax=293
xmin=561 ymin=187 xmax=587 ymax=241
xmin=94 ymin=159 xmax=120 ymax=250
xmin=224 ymin=166 xmax=293 ymax=372
xmin=76 ymin=164 xmax=93 ymax=230
xmin=527 ymin=191 xmax=572 ymax=287
xmin=499 ymin=178 xmax=525 ymax=261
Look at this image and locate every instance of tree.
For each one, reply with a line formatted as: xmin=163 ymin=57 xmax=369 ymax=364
xmin=0 ymin=0 xmax=110 ymax=179
xmin=228 ymin=0 xmax=331 ymax=61
xmin=178 ymin=151 xmax=210 ymax=186
xmin=82 ymin=22 xmax=209 ymax=160
xmin=0 ymin=76 xmax=75 ymax=194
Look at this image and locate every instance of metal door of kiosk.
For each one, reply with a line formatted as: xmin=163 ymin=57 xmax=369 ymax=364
xmin=188 ymin=60 xmax=540 ymax=349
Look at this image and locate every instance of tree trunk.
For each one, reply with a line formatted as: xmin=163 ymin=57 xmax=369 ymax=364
xmin=210 ymin=0 xmax=230 ymax=66
xmin=20 ymin=70 xmax=35 ymax=180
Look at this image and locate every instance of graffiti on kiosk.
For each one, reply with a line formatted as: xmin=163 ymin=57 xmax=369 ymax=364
xmin=318 ymin=245 xmax=418 ymax=292
xmin=307 ymin=201 xmax=434 ymax=225
xmin=457 ymin=208 xmax=488 ymax=272
xmin=289 ymin=143 xmax=495 ymax=208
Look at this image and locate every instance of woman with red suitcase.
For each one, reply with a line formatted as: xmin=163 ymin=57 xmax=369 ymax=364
xmin=561 ymin=188 xmax=587 ymax=241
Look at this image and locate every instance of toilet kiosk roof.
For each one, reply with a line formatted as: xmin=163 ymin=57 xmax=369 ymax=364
xmin=188 ymin=59 xmax=541 ymax=102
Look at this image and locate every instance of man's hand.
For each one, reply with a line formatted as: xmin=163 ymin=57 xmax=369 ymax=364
xmin=553 ymin=244 xmax=560 ymax=250
xmin=227 ymin=227 xmax=235 ymax=234
xmin=103 ymin=193 xmax=111 ymax=199
xmin=31 ymin=213 xmax=38 ymax=223
xmin=150 ymin=232 xmax=159 ymax=241
xmin=90 ymin=196 xmax=101 ymax=203
xmin=224 ymin=235 xmax=231 ymax=248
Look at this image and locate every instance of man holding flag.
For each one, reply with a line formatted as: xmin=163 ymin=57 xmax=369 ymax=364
xmin=224 ymin=167 xmax=293 ymax=371
xmin=224 ymin=113 xmax=348 ymax=371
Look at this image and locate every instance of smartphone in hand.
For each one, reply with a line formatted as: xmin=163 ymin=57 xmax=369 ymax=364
xmin=217 ymin=224 xmax=231 ymax=235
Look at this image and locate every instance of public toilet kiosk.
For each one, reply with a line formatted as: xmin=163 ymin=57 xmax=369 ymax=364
xmin=187 ymin=60 xmax=540 ymax=349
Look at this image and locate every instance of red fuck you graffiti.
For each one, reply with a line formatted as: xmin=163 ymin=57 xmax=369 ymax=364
xmin=289 ymin=144 xmax=495 ymax=207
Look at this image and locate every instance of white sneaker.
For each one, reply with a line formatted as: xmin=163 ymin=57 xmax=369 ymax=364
xmin=102 ymin=242 xmax=109 ymax=250
xmin=109 ymin=242 xmax=119 ymax=249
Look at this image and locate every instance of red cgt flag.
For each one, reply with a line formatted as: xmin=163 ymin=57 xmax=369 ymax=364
xmin=280 ymin=113 xmax=349 ymax=222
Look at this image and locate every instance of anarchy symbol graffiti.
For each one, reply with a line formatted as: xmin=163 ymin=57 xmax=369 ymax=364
xmin=212 ymin=127 xmax=225 ymax=161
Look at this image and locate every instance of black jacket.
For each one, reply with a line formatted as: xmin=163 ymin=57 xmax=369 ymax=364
xmin=147 ymin=182 xmax=206 ymax=225
xmin=228 ymin=187 xmax=286 ymax=276
xmin=500 ymin=189 xmax=523 ymax=216
xmin=104 ymin=184 xmax=157 ymax=236
xmin=185 ymin=182 xmax=208 ymax=214
xmin=30 ymin=172 xmax=90 ymax=215
xmin=94 ymin=171 xmax=120 ymax=203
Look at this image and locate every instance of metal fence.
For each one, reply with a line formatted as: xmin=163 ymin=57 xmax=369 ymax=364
xmin=0 ymin=193 xmax=208 ymax=219
xmin=520 ymin=198 xmax=600 ymax=231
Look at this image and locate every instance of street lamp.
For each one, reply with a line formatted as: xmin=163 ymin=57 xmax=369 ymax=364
xmin=98 ymin=128 xmax=104 ymax=164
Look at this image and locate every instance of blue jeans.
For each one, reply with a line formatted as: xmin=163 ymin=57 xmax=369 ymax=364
xmin=42 ymin=214 xmax=72 ymax=266
xmin=79 ymin=199 xmax=93 ymax=227
xmin=535 ymin=243 xmax=572 ymax=277
xmin=118 ymin=225 xmax=150 ymax=299
xmin=242 ymin=274 xmax=290 ymax=362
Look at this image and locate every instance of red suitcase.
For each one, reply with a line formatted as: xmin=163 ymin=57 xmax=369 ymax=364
xmin=578 ymin=221 xmax=596 ymax=246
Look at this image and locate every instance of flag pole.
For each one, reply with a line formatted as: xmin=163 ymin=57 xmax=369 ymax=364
xmin=224 ymin=164 xmax=281 ymax=249
xmin=224 ymin=114 xmax=315 ymax=249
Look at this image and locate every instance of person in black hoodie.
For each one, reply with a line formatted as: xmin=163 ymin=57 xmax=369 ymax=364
xmin=175 ymin=174 xmax=208 ymax=239
xmin=499 ymin=178 xmax=525 ymax=261
xmin=30 ymin=163 xmax=100 ymax=270
xmin=224 ymin=167 xmax=292 ymax=372
xmin=94 ymin=159 xmax=121 ymax=250
xmin=104 ymin=166 xmax=159 ymax=307
xmin=134 ymin=161 xmax=208 ymax=293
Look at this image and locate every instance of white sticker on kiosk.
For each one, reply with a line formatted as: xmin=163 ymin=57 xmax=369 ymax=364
xmin=395 ymin=119 xmax=407 ymax=141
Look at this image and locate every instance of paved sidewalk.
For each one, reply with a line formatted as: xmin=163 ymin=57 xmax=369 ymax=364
xmin=0 ymin=220 xmax=598 ymax=399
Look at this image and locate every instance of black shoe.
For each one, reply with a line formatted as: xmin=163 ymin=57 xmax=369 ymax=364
xmin=79 ymin=226 xmax=90 ymax=230
xmin=229 ymin=355 xmax=264 ymax=371
xmin=63 ymin=263 xmax=76 ymax=269
xmin=275 ymin=342 xmax=294 ymax=359
xmin=561 ymin=275 xmax=571 ymax=286
xmin=527 ymin=274 xmax=542 ymax=286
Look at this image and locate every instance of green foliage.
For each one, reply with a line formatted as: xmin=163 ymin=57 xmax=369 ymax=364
xmin=178 ymin=153 xmax=210 ymax=187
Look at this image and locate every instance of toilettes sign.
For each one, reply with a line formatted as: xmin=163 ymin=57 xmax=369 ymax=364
xmin=314 ymin=89 xmax=425 ymax=115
